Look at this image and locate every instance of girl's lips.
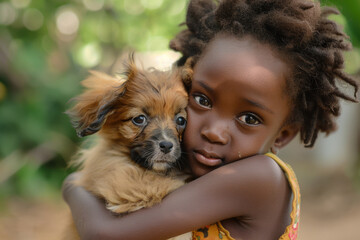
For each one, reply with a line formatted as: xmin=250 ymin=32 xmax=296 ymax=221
xmin=194 ymin=151 xmax=222 ymax=167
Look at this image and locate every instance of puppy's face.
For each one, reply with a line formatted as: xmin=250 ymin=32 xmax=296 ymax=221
xmin=68 ymin=61 xmax=188 ymax=172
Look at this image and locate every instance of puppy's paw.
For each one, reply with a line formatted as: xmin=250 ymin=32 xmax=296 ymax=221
xmin=106 ymin=201 xmax=144 ymax=214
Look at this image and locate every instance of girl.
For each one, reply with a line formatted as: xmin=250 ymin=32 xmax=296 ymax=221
xmin=62 ymin=0 xmax=359 ymax=239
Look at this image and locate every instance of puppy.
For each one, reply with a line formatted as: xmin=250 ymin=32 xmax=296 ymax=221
xmin=64 ymin=57 xmax=192 ymax=240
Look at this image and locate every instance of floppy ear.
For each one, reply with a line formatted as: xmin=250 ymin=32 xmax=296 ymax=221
xmin=67 ymin=70 xmax=132 ymax=138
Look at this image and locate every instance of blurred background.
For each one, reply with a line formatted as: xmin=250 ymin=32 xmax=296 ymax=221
xmin=0 ymin=0 xmax=359 ymax=239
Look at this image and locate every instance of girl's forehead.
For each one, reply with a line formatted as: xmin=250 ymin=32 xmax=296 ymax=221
xmin=199 ymin=34 xmax=288 ymax=71
xmin=195 ymin=35 xmax=290 ymax=87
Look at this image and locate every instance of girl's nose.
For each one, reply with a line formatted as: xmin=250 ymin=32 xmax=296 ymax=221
xmin=200 ymin=123 xmax=230 ymax=145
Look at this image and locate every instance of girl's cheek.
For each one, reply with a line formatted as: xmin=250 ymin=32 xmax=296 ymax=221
xmin=183 ymin=110 xmax=199 ymax=142
xmin=184 ymin=119 xmax=195 ymax=139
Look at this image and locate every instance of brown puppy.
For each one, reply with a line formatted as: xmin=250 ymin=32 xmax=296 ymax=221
xmin=64 ymin=57 xmax=192 ymax=240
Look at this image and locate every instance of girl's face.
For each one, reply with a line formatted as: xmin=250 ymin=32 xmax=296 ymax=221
xmin=183 ymin=34 xmax=297 ymax=177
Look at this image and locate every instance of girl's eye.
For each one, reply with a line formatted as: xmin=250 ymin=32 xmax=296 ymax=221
xmin=132 ymin=115 xmax=147 ymax=126
xmin=194 ymin=95 xmax=212 ymax=109
xmin=238 ymin=114 xmax=261 ymax=126
xmin=175 ymin=116 xmax=187 ymax=127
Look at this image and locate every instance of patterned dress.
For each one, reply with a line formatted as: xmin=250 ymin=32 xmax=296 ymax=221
xmin=192 ymin=153 xmax=301 ymax=240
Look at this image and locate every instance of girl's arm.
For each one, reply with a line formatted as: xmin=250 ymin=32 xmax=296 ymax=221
xmin=63 ymin=155 xmax=288 ymax=240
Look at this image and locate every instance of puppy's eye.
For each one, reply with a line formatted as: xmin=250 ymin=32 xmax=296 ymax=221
xmin=175 ymin=116 xmax=186 ymax=127
xmin=132 ymin=115 xmax=147 ymax=126
xmin=194 ymin=94 xmax=211 ymax=109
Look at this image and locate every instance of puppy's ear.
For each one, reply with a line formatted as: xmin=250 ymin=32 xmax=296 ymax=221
xmin=67 ymin=71 xmax=127 ymax=138
xmin=181 ymin=57 xmax=195 ymax=91
xmin=123 ymin=52 xmax=138 ymax=82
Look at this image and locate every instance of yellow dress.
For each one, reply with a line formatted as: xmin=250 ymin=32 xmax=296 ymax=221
xmin=192 ymin=153 xmax=301 ymax=240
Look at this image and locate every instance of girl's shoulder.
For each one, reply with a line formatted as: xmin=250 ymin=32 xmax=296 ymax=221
xmin=212 ymin=154 xmax=289 ymax=192
xmin=199 ymin=154 xmax=292 ymax=216
xmin=194 ymin=154 xmax=298 ymax=239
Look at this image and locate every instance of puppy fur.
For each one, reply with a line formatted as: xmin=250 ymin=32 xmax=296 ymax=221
xmin=64 ymin=58 xmax=192 ymax=240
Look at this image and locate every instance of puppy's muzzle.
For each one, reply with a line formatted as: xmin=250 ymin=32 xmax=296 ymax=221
xmin=159 ymin=141 xmax=173 ymax=154
xmin=130 ymin=128 xmax=182 ymax=173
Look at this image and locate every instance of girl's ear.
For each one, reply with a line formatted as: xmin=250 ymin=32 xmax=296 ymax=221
xmin=66 ymin=71 xmax=129 ymax=138
xmin=271 ymin=123 xmax=299 ymax=154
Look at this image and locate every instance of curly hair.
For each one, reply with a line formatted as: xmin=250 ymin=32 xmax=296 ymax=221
xmin=170 ymin=0 xmax=359 ymax=147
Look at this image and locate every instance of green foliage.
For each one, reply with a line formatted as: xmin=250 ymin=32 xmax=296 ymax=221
xmin=323 ymin=0 xmax=360 ymax=75
xmin=327 ymin=0 xmax=360 ymax=47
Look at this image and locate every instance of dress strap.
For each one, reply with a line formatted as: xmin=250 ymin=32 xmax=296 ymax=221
xmin=265 ymin=153 xmax=301 ymax=240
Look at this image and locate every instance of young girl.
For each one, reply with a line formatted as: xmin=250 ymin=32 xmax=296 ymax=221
xmin=62 ymin=0 xmax=359 ymax=239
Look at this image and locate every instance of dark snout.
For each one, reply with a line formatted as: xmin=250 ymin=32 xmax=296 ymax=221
xmin=159 ymin=141 xmax=173 ymax=154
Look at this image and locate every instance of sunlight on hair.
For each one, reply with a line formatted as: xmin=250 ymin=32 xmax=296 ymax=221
xmin=82 ymin=0 xmax=104 ymax=12
xmin=10 ymin=0 xmax=31 ymax=9
xmin=328 ymin=14 xmax=347 ymax=30
xmin=140 ymin=0 xmax=163 ymax=10
xmin=56 ymin=8 xmax=79 ymax=36
xmin=124 ymin=0 xmax=144 ymax=15
xmin=23 ymin=8 xmax=43 ymax=31
xmin=0 ymin=2 xmax=17 ymax=25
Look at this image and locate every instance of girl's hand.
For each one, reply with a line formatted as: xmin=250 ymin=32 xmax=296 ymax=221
xmin=62 ymin=172 xmax=81 ymax=202
xmin=62 ymin=172 xmax=118 ymax=240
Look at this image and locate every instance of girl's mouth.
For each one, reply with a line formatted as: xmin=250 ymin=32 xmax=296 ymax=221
xmin=194 ymin=150 xmax=222 ymax=167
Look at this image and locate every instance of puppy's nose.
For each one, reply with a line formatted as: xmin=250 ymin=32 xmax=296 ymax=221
xmin=159 ymin=141 xmax=173 ymax=154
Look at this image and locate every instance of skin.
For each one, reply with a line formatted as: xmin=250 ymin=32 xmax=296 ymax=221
xmin=63 ymin=34 xmax=299 ymax=240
